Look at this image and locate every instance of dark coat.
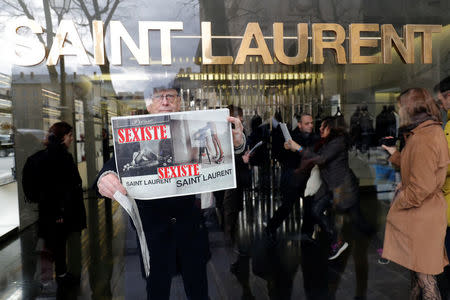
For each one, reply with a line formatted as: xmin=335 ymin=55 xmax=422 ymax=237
xmin=303 ymin=135 xmax=353 ymax=190
xmin=248 ymin=122 xmax=272 ymax=167
xmin=34 ymin=143 xmax=86 ymax=242
xmin=234 ymin=130 xmax=251 ymax=188
xmin=273 ymin=127 xmax=320 ymax=195
xmin=97 ymin=157 xmax=210 ymax=278
xmin=274 ymin=127 xmax=319 ymax=169
xmin=302 ymin=135 xmax=359 ymax=210
xmin=270 ymin=123 xmax=316 ymax=162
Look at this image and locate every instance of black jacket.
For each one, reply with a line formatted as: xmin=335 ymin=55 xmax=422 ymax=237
xmin=302 ymin=135 xmax=354 ymax=190
xmin=247 ymin=122 xmax=272 ymax=167
xmin=34 ymin=144 xmax=86 ymax=240
xmin=234 ymin=131 xmax=251 ymax=188
xmin=277 ymin=127 xmax=319 ymax=169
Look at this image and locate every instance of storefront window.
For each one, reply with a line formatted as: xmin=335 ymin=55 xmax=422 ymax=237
xmin=0 ymin=0 xmax=449 ymax=298
xmin=0 ymin=73 xmax=13 ymax=184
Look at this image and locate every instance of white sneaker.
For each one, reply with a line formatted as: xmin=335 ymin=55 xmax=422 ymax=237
xmin=328 ymin=241 xmax=349 ymax=260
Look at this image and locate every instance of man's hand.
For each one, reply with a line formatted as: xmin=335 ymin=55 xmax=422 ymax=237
xmin=242 ymin=150 xmax=250 ymax=164
xmin=227 ymin=116 xmax=244 ymax=148
xmin=98 ymin=173 xmax=127 ymax=199
xmin=284 ymin=139 xmax=301 ymax=152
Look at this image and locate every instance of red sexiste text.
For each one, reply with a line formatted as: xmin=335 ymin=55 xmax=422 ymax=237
xmin=158 ymin=164 xmax=200 ymax=179
xmin=117 ymin=125 xmax=168 ymax=143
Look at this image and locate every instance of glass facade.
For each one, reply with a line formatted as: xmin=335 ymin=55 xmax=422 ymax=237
xmin=0 ymin=0 xmax=449 ymax=298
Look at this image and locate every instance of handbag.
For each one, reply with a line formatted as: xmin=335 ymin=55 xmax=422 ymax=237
xmin=332 ymin=171 xmax=359 ymax=212
xmin=304 ymin=165 xmax=322 ymax=197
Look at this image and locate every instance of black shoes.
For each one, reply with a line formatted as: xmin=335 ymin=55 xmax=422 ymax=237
xmin=300 ymin=233 xmax=316 ymax=243
xmin=263 ymin=226 xmax=277 ymax=244
xmin=230 ymin=260 xmax=240 ymax=275
xmin=56 ymin=272 xmax=80 ymax=286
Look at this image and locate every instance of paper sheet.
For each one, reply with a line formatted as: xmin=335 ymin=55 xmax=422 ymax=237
xmin=113 ymin=191 xmax=150 ymax=277
xmin=280 ymin=123 xmax=292 ymax=142
xmin=248 ymin=141 xmax=263 ymax=155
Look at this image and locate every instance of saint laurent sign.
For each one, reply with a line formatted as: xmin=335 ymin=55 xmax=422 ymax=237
xmin=13 ymin=19 xmax=441 ymax=66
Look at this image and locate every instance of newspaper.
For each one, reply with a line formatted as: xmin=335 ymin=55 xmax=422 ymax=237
xmin=111 ymin=109 xmax=237 ymax=199
xmin=113 ymin=191 xmax=150 ymax=277
xmin=280 ymin=123 xmax=292 ymax=142
xmin=109 ymin=109 xmax=237 ymax=277
xmin=248 ymin=141 xmax=263 ymax=155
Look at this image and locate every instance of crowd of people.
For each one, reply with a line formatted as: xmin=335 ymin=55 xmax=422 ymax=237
xmin=25 ymin=76 xmax=450 ymax=299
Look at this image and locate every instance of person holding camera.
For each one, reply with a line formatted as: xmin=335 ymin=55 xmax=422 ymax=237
xmin=381 ymin=88 xmax=448 ymax=299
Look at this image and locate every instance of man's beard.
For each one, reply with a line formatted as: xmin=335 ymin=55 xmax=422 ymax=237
xmin=301 ymin=131 xmax=311 ymax=138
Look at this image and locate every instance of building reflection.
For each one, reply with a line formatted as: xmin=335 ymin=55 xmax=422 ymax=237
xmin=4 ymin=58 xmax=405 ymax=299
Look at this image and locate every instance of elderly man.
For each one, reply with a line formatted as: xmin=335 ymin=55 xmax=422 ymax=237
xmin=96 ymin=84 xmax=245 ymax=300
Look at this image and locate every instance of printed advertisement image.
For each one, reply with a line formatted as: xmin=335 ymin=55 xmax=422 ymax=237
xmin=111 ymin=109 xmax=237 ymax=199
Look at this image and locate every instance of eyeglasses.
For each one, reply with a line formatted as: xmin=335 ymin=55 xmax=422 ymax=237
xmin=152 ymin=93 xmax=178 ymax=103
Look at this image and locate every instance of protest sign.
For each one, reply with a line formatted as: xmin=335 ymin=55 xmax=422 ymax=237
xmin=111 ymin=109 xmax=237 ymax=200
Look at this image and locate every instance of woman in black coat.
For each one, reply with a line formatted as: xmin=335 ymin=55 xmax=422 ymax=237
xmin=285 ymin=116 xmax=371 ymax=260
xmin=27 ymin=121 xmax=86 ymax=282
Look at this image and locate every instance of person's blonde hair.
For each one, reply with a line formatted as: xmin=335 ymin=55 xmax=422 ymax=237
xmin=397 ymin=88 xmax=441 ymax=126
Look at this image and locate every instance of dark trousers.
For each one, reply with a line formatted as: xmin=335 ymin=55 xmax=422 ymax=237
xmin=146 ymin=243 xmax=208 ymax=300
xmin=311 ymin=186 xmax=372 ymax=244
xmin=136 ymin=200 xmax=209 ymax=300
xmin=441 ymin=227 xmax=450 ymax=299
xmin=445 ymin=227 xmax=450 ymax=259
xmin=311 ymin=188 xmax=336 ymax=242
xmin=267 ymin=186 xmax=298 ymax=232
xmin=346 ymin=205 xmax=374 ymax=237
xmin=223 ymin=186 xmax=243 ymax=243
xmin=46 ymin=224 xmax=68 ymax=276
xmin=301 ymin=196 xmax=315 ymax=236
xmin=267 ymin=168 xmax=305 ymax=232
xmin=54 ymin=237 xmax=67 ymax=276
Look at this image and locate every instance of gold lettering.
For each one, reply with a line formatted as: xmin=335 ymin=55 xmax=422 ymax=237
xmin=93 ymin=20 xmax=105 ymax=65
xmin=146 ymin=22 xmax=183 ymax=65
xmin=201 ymin=22 xmax=233 ymax=64
xmin=47 ymin=20 xmax=90 ymax=66
xmin=381 ymin=24 xmax=413 ymax=64
xmin=273 ymin=23 xmax=308 ymax=65
xmin=235 ymin=23 xmax=273 ymax=64
xmin=110 ymin=21 xmax=150 ymax=65
xmin=10 ymin=19 xmax=443 ymax=67
xmin=407 ymin=24 xmax=441 ymax=64
xmin=312 ymin=23 xmax=347 ymax=64
xmin=349 ymin=24 xmax=380 ymax=64
xmin=13 ymin=18 xmax=46 ymax=66
xmin=110 ymin=21 xmax=181 ymax=65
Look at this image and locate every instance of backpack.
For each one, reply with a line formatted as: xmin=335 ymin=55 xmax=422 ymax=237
xmin=22 ymin=150 xmax=45 ymax=203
